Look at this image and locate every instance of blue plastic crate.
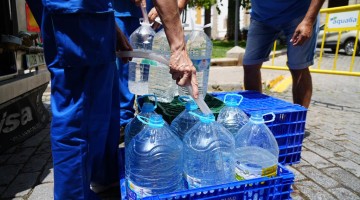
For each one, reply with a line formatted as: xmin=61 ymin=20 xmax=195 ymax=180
xmin=211 ymin=91 xmax=307 ymax=165
xmin=120 ymin=164 xmax=294 ymax=200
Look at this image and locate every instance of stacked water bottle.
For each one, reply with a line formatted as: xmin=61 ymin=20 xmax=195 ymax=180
xmin=124 ymin=92 xmax=280 ymax=199
xmin=127 ymin=19 xmax=212 ymax=102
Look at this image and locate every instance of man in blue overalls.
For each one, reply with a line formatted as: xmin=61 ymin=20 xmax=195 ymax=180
xmin=27 ymin=0 xmax=131 ymax=199
xmin=26 ymin=0 xmax=198 ymax=199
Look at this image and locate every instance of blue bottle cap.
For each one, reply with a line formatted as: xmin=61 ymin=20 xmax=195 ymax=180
xmin=198 ymin=114 xmax=215 ymax=124
xmin=249 ymin=112 xmax=265 ymax=124
xmin=225 ymin=97 xmax=238 ymax=107
xmin=185 ymin=101 xmax=199 ymax=111
xmin=142 ymin=102 xmax=155 ymax=112
xmin=148 ymin=114 xmax=165 ymax=128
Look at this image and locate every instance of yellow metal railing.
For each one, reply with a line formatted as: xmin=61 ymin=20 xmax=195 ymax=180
xmin=263 ymin=4 xmax=360 ymax=76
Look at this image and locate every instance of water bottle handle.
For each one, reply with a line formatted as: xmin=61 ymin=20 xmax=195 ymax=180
xmin=224 ymin=94 xmax=243 ymax=106
xmin=178 ymin=95 xmax=193 ymax=104
xmin=263 ymin=112 xmax=276 ymax=123
xmin=137 ymin=94 xmax=157 ymax=111
xmin=136 ymin=115 xmax=164 ymax=127
xmin=189 ymin=111 xmax=215 ymax=122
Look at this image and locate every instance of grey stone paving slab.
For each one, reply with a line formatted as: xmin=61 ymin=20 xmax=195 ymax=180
xmin=301 ymin=150 xmax=335 ymax=169
xmin=328 ymin=188 xmax=360 ymax=200
xmin=323 ymin=167 xmax=360 ymax=194
xmin=1 ymin=172 xmax=41 ymax=199
xmin=336 ymin=151 xmax=360 ymax=165
xmin=295 ymin=180 xmax=335 ymax=200
xmin=297 ymin=166 xmax=338 ymax=189
xmin=39 ymin=162 xmax=54 ymax=184
xmin=34 ymin=141 xmax=51 ymax=155
xmin=329 ymin=157 xmax=360 ymax=177
xmin=0 ymin=187 xmax=6 ymax=196
xmin=28 ymin=183 xmax=53 ymax=200
xmin=343 ymin=130 xmax=360 ymax=144
xmin=18 ymin=130 xmax=48 ymax=148
xmin=0 ymin=154 xmax=10 ymax=164
xmin=303 ymin=141 xmax=335 ymax=159
xmin=313 ymin=139 xmax=346 ymax=153
xmin=334 ymin=140 xmax=360 ymax=155
xmin=6 ymin=148 xmax=36 ymax=165
xmin=290 ymin=193 xmax=305 ymax=200
xmin=3 ymin=146 xmax=17 ymax=154
xmin=293 ymin=159 xmax=311 ymax=168
xmin=288 ymin=166 xmax=307 ymax=182
xmin=21 ymin=153 xmax=50 ymax=173
xmin=0 ymin=164 xmax=24 ymax=186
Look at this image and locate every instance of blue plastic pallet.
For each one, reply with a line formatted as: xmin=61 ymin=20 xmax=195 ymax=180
xmin=120 ymin=164 xmax=294 ymax=200
xmin=211 ymin=91 xmax=307 ymax=165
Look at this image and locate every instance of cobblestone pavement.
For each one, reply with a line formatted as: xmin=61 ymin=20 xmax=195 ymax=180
xmin=0 ymin=52 xmax=360 ymax=200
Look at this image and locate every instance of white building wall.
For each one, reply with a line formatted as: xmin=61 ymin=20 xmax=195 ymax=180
xmin=182 ymin=0 xmax=247 ymax=40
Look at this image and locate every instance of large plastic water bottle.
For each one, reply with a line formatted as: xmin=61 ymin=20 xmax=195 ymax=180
xmin=128 ymin=19 xmax=156 ymax=95
xmin=149 ymin=28 xmax=178 ymax=102
xmin=125 ymin=114 xmax=183 ymax=199
xmin=234 ymin=112 xmax=279 ymax=180
xmin=217 ymin=94 xmax=249 ymax=134
xmin=124 ymin=95 xmax=158 ymax=147
xmin=183 ymin=113 xmax=235 ymax=188
xmin=179 ymin=24 xmax=212 ymax=99
xmin=170 ymin=96 xmax=201 ymax=140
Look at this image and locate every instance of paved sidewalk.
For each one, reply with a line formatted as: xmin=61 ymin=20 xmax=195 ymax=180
xmin=1 ymin=63 xmax=360 ymax=199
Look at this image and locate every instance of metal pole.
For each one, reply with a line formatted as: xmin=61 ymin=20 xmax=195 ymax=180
xmin=235 ymin=0 xmax=239 ymax=46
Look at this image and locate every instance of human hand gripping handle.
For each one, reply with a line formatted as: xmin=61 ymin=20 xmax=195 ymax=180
xmin=169 ymin=47 xmax=199 ymax=99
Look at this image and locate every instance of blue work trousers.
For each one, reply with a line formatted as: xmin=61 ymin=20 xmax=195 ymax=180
xmin=42 ymin=10 xmax=120 ymax=199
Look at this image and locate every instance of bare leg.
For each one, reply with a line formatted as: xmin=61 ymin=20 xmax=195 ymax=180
xmin=243 ymin=64 xmax=263 ymax=92
xmin=290 ymin=67 xmax=312 ymax=108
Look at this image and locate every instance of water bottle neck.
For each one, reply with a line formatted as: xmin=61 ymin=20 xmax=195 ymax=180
xmin=141 ymin=103 xmax=155 ymax=112
xmin=185 ymin=102 xmax=198 ymax=111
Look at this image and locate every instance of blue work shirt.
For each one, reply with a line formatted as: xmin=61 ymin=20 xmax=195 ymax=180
xmin=113 ymin=0 xmax=153 ymax=17
xmin=250 ymin=0 xmax=311 ymax=26
xmin=43 ymin=0 xmax=113 ymax=13
xmin=26 ymin=0 xmax=116 ymax=68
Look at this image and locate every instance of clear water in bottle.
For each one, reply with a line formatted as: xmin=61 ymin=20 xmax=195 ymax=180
xmin=170 ymin=96 xmax=201 ymax=140
xmin=125 ymin=114 xmax=183 ymax=199
xmin=179 ymin=25 xmax=212 ymax=99
xmin=183 ymin=113 xmax=235 ymax=188
xmin=128 ymin=20 xmax=156 ymax=95
xmin=234 ymin=112 xmax=279 ymax=180
xmin=124 ymin=95 xmax=158 ymax=147
xmin=217 ymin=94 xmax=249 ymax=134
xmin=149 ymin=28 xmax=178 ymax=102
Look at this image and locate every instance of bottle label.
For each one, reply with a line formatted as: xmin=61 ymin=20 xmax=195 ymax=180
xmin=235 ymin=164 xmax=277 ymax=180
xmin=185 ymin=174 xmax=202 ymax=188
xmin=191 ymin=58 xmax=210 ymax=72
xmin=126 ymin=179 xmax=153 ymax=200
